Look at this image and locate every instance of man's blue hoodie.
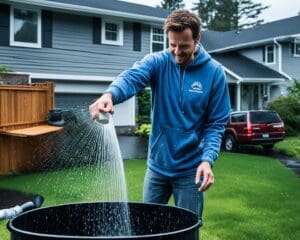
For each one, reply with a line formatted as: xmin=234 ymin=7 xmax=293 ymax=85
xmin=106 ymin=44 xmax=230 ymax=177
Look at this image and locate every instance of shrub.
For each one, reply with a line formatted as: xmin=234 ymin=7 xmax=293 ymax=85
xmin=268 ymin=80 xmax=300 ymax=136
xmin=136 ymin=89 xmax=151 ymax=124
xmin=135 ymin=124 xmax=151 ymax=137
xmin=0 ymin=65 xmax=11 ymax=73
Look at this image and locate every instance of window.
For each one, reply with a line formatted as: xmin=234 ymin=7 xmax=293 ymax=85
xmin=231 ymin=113 xmax=246 ymax=123
xmin=101 ymin=19 xmax=123 ymax=46
xmin=294 ymin=39 xmax=300 ymax=56
xmin=250 ymin=111 xmax=281 ymax=124
xmin=151 ymin=26 xmax=165 ymax=52
xmin=10 ymin=6 xmax=41 ymax=48
xmin=265 ymin=45 xmax=275 ymax=64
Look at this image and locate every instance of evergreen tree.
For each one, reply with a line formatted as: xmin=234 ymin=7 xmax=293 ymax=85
xmin=237 ymin=0 xmax=269 ymax=29
xmin=161 ymin=0 xmax=185 ymax=11
xmin=192 ymin=0 xmax=217 ymax=29
xmin=193 ymin=0 xmax=268 ymax=31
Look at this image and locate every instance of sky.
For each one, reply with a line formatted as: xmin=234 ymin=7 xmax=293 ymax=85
xmin=122 ymin=0 xmax=300 ymax=23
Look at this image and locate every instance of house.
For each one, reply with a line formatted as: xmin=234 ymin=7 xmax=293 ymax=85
xmin=201 ymin=15 xmax=300 ymax=111
xmin=0 ymin=0 xmax=169 ymax=126
xmin=1 ymin=0 xmax=299 ymax=125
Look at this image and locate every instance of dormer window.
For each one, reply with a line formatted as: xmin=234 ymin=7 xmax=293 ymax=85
xmin=101 ymin=19 xmax=123 ymax=46
xmin=10 ymin=6 xmax=41 ymax=48
xmin=265 ymin=45 xmax=275 ymax=64
xmin=294 ymin=39 xmax=300 ymax=56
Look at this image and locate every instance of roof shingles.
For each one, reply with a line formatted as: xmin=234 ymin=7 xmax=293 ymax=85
xmin=46 ymin=0 xmax=170 ymax=18
xmin=211 ymin=52 xmax=286 ymax=79
xmin=202 ymin=15 xmax=300 ymax=52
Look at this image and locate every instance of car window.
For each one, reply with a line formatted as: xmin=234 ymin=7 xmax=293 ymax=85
xmin=250 ymin=111 xmax=281 ymax=124
xmin=231 ymin=113 xmax=246 ymax=123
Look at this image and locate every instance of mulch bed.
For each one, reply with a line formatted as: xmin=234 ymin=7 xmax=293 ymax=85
xmin=0 ymin=189 xmax=34 ymax=209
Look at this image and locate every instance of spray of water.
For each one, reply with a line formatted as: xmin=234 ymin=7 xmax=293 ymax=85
xmin=31 ymin=109 xmax=132 ymax=236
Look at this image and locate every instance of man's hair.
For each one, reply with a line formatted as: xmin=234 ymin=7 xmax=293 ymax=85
xmin=163 ymin=9 xmax=201 ymax=40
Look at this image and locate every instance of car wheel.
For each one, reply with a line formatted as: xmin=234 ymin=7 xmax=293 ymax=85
xmin=263 ymin=144 xmax=274 ymax=151
xmin=224 ymin=134 xmax=238 ymax=152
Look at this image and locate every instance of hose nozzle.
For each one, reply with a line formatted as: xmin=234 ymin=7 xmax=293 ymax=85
xmin=96 ymin=112 xmax=110 ymax=125
xmin=0 ymin=195 xmax=44 ymax=220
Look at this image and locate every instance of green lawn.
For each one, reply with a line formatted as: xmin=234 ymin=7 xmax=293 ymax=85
xmin=0 ymin=152 xmax=299 ymax=239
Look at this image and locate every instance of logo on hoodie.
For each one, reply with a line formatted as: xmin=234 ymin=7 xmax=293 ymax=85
xmin=189 ymin=81 xmax=203 ymax=93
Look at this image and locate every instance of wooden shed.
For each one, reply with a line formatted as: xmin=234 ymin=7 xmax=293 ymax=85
xmin=0 ymin=82 xmax=62 ymax=174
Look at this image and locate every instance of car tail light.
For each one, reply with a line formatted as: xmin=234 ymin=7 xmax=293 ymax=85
xmin=273 ymin=122 xmax=284 ymax=129
xmin=247 ymin=121 xmax=253 ymax=136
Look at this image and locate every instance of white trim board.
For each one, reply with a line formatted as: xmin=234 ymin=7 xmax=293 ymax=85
xmin=27 ymin=72 xmax=115 ymax=82
xmin=9 ymin=5 xmax=42 ymax=48
xmin=242 ymin=78 xmax=286 ymax=83
xmin=6 ymin=0 xmax=166 ymax=23
xmin=209 ymin=34 xmax=300 ymax=53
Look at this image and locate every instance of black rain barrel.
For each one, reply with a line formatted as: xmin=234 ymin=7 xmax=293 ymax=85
xmin=8 ymin=202 xmax=201 ymax=240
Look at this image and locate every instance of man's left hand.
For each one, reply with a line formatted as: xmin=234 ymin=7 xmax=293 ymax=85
xmin=195 ymin=161 xmax=214 ymax=192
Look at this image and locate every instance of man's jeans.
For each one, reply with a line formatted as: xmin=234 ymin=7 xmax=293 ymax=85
xmin=143 ymin=168 xmax=204 ymax=223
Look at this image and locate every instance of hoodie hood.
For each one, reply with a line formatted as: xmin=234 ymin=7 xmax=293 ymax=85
xmin=167 ymin=43 xmax=211 ymax=68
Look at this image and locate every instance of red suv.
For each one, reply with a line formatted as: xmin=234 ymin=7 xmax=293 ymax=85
xmin=223 ymin=110 xmax=285 ymax=151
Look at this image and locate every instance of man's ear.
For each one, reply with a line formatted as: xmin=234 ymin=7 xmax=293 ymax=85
xmin=196 ymin=34 xmax=201 ymax=44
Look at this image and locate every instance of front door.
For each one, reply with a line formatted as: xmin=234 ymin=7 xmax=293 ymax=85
xmin=241 ymin=84 xmax=259 ymax=110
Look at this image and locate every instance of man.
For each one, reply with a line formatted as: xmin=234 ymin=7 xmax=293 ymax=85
xmin=89 ymin=9 xmax=230 ymax=224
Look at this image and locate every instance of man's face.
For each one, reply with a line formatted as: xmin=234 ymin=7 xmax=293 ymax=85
xmin=168 ymin=28 xmax=199 ymax=66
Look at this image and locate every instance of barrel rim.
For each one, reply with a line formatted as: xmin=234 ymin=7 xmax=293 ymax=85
xmin=8 ymin=201 xmax=201 ymax=239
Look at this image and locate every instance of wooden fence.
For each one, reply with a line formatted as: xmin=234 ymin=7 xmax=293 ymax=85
xmin=0 ymin=82 xmax=61 ymax=174
xmin=0 ymin=82 xmax=54 ymax=131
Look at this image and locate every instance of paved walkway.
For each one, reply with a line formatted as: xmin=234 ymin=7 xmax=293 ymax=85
xmin=278 ymin=156 xmax=300 ymax=177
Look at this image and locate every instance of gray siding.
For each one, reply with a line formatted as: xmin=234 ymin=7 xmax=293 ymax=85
xmin=0 ymin=11 xmax=152 ymax=76
xmin=239 ymin=47 xmax=279 ymax=72
xmin=282 ymin=42 xmax=300 ymax=80
xmin=270 ymin=85 xmax=282 ymax=101
xmin=239 ymin=43 xmax=300 ymax=81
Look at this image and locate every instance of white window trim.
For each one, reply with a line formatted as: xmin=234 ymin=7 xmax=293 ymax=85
xmin=101 ymin=18 xmax=123 ymax=46
xmin=265 ymin=45 xmax=275 ymax=64
xmin=10 ymin=6 xmax=41 ymax=48
xmin=294 ymin=39 xmax=300 ymax=57
xmin=150 ymin=25 xmax=166 ymax=53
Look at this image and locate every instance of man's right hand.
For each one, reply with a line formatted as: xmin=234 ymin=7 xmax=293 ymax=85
xmin=89 ymin=93 xmax=114 ymax=120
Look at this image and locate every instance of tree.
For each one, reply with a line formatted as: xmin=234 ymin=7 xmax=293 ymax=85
xmin=193 ymin=0 xmax=269 ymax=31
xmin=192 ymin=0 xmax=217 ymax=29
xmin=161 ymin=0 xmax=185 ymax=11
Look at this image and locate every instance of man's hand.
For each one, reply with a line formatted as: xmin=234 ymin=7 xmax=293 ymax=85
xmin=89 ymin=93 xmax=114 ymax=120
xmin=195 ymin=161 xmax=214 ymax=192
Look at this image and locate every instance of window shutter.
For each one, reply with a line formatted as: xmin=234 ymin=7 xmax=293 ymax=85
xmin=291 ymin=42 xmax=295 ymax=55
xmin=0 ymin=4 xmax=10 ymax=46
xmin=262 ymin=47 xmax=265 ymax=62
xmin=42 ymin=10 xmax=53 ymax=48
xmin=93 ymin=17 xmax=101 ymax=44
xmin=133 ymin=23 xmax=141 ymax=51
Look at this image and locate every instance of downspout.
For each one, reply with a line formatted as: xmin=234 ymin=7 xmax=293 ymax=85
xmin=273 ymin=38 xmax=292 ymax=80
xmin=273 ymin=38 xmax=293 ymax=97
xmin=236 ymin=79 xmax=241 ymax=111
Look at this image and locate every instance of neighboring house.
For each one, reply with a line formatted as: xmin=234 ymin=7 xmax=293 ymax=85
xmin=0 ymin=0 xmax=169 ymax=126
xmin=201 ymin=15 xmax=300 ymax=111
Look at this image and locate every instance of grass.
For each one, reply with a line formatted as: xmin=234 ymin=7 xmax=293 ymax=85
xmin=1 ymin=153 xmax=300 ymax=239
xmin=274 ymin=136 xmax=300 ymax=159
